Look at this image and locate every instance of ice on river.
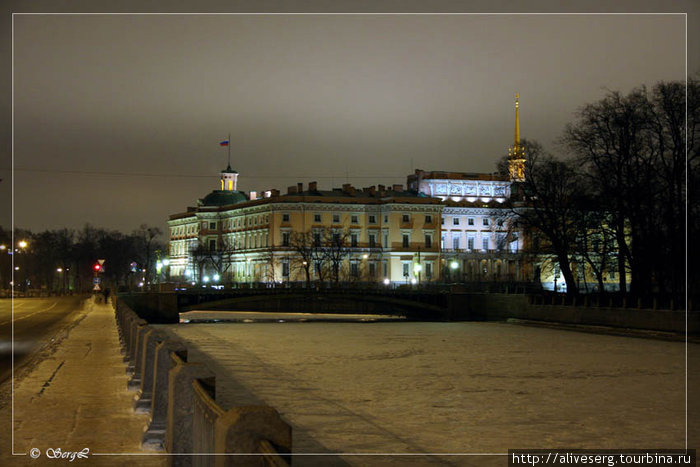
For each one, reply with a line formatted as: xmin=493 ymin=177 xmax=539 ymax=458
xmin=159 ymin=318 xmax=696 ymax=466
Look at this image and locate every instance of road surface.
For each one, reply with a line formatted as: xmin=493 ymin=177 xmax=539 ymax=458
xmin=0 ymin=296 xmax=86 ymax=383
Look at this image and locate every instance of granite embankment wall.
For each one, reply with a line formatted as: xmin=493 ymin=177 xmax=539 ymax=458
xmin=449 ymin=293 xmax=698 ymax=334
xmin=114 ymin=298 xmax=292 ymax=466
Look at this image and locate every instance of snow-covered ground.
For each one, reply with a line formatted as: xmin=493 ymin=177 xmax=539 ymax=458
xmin=159 ymin=318 xmax=696 ymax=467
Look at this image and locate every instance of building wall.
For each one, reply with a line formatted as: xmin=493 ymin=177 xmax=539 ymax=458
xmin=168 ymin=195 xmax=443 ymax=285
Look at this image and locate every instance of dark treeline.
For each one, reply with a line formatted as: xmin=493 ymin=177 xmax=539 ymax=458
xmin=0 ymin=224 xmax=165 ymax=294
xmin=509 ymin=78 xmax=698 ymax=302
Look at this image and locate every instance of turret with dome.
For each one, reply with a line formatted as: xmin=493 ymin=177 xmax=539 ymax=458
xmin=198 ymin=164 xmax=248 ymax=207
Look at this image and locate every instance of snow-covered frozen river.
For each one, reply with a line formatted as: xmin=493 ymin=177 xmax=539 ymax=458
xmin=158 ymin=318 xmax=696 ymax=466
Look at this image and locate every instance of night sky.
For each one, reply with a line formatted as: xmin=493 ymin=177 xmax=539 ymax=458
xmin=1 ymin=1 xmax=697 ymax=235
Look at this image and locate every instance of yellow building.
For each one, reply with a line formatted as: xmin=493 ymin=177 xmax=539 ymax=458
xmin=168 ymin=173 xmax=443 ymax=285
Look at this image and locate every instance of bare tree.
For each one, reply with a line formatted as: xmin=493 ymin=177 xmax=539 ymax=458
xmin=289 ymin=231 xmax=315 ymax=287
xmin=320 ymin=228 xmax=351 ymax=285
xmin=509 ymin=139 xmax=582 ymax=294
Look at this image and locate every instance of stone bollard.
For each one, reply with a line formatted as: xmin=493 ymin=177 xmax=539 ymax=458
xmin=128 ymin=323 xmax=151 ymax=390
xmin=166 ymin=353 xmax=215 ymax=466
xmin=142 ymin=340 xmax=187 ymax=451
xmin=127 ymin=317 xmax=147 ymax=367
xmin=213 ymin=406 xmax=292 ymax=467
xmin=120 ymin=312 xmax=137 ymax=357
xmin=134 ymin=329 xmax=169 ymax=413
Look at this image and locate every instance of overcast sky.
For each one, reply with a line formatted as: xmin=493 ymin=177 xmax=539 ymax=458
xmin=1 ymin=1 xmax=697 ymax=234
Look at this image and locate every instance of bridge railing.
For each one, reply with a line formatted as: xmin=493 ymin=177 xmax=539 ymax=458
xmin=114 ymin=298 xmax=292 ymax=465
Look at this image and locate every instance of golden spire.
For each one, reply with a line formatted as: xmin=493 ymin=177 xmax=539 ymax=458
xmin=508 ymin=93 xmax=525 ymax=182
xmin=514 ymin=93 xmax=520 ymax=147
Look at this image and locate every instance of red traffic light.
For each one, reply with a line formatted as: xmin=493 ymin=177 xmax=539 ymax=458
xmin=93 ymin=264 xmax=102 ymax=272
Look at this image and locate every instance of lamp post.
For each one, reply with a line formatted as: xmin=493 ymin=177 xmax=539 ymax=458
xmin=450 ymin=259 xmax=459 ymax=283
xmin=17 ymin=240 xmax=28 ymax=293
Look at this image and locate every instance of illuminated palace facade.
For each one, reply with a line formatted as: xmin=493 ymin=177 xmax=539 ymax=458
xmin=166 ymin=95 xmax=556 ymax=286
xmin=168 ymin=177 xmax=444 ymax=285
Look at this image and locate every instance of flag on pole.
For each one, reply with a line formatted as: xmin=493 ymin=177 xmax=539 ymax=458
xmin=219 ymin=140 xmax=229 ymax=146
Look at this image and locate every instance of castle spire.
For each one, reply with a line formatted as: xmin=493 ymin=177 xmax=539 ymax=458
xmin=508 ymin=93 xmax=525 ymax=182
xmin=514 ymin=93 xmax=520 ymax=147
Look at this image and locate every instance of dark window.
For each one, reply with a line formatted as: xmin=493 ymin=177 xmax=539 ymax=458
xmin=468 ymin=218 xmax=474 ymax=226
xmin=282 ymin=213 xmax=290 ymax=222
xmin=483 ymin=218 xmax=489 ymax=226
xmin=425 ymin=235 xmax=432 ymax=248
xmin=453 ymin=217 xmax=459 ymax=225
xmin=282 ymin=232 xmax=290 ymax=247
xmin=402 ymin=214 xmax=410 ymax=223
xmin=369 ymin=263 xmax=376 ymax=277
xmin=313 ymin=232 xmax=321 ymax=247
xmin=402 ymin=234 xmax=409 ymax=248
xmin=209 ymin=239 xmax=216 ymax=250
xmin=369 ymin=234 xmax=376 ymax=248
xmin=351 ymin=234 xmax=358 ymax=247
xmin=368 ymin=215 xmax=376 ymax=224
xmin=350 ymin=263 xmax=359 ymax=277
xmin=351 ymin=215 xmax=359 ymax=224
xmin=314 ymin=214 xmax=322 ymax=222
xmin=333 ymin=214 xmax=340 ymax=223
xmin=425 ymin=215 xmax=432 ymax=224
xmin=282 ymin=262 xmax=290 ymax=277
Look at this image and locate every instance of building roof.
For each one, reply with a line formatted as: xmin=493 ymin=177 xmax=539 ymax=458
xmin=413 ymin=170 xmax=507 ymax=182
xmin=198 ymin=190 xmax=248 ymax=207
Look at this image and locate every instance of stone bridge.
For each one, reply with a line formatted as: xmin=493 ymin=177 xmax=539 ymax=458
xmin=118 ymin=288 xmax=468 ymax=323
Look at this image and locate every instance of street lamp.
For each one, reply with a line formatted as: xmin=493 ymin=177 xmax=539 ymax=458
xmin=18 ymin=240 xmax=27 ymax=249
xmin=414 ymin=263 xmax=422 ymax=284
xmin=450 ymin=260 xmax=459 ymax=283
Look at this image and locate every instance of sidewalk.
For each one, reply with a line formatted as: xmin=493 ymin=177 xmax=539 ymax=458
xmin=2 ymin=297 xmax=165 ymax=466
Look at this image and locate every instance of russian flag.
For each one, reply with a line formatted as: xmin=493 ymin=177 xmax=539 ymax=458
xmin=219 ymin=140 xmax=229 ymax=147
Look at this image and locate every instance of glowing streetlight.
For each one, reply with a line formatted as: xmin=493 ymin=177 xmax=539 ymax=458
xmin=56 ymin=268 xmax=63 ymax=273
xmin=450 ymin=260 xmax=459 ymax=270
xmin=383 ymin=278 xmax=390 ymax=285
xmin=362 ymin=254 xmax=369 ymax=259
xmin=18 ymin=240 xmax=27 ymax=249
xmin=203 ymin=276 xmax=210 ymax=283
xmin=213 ymin=274 xmax=220 ymax=282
